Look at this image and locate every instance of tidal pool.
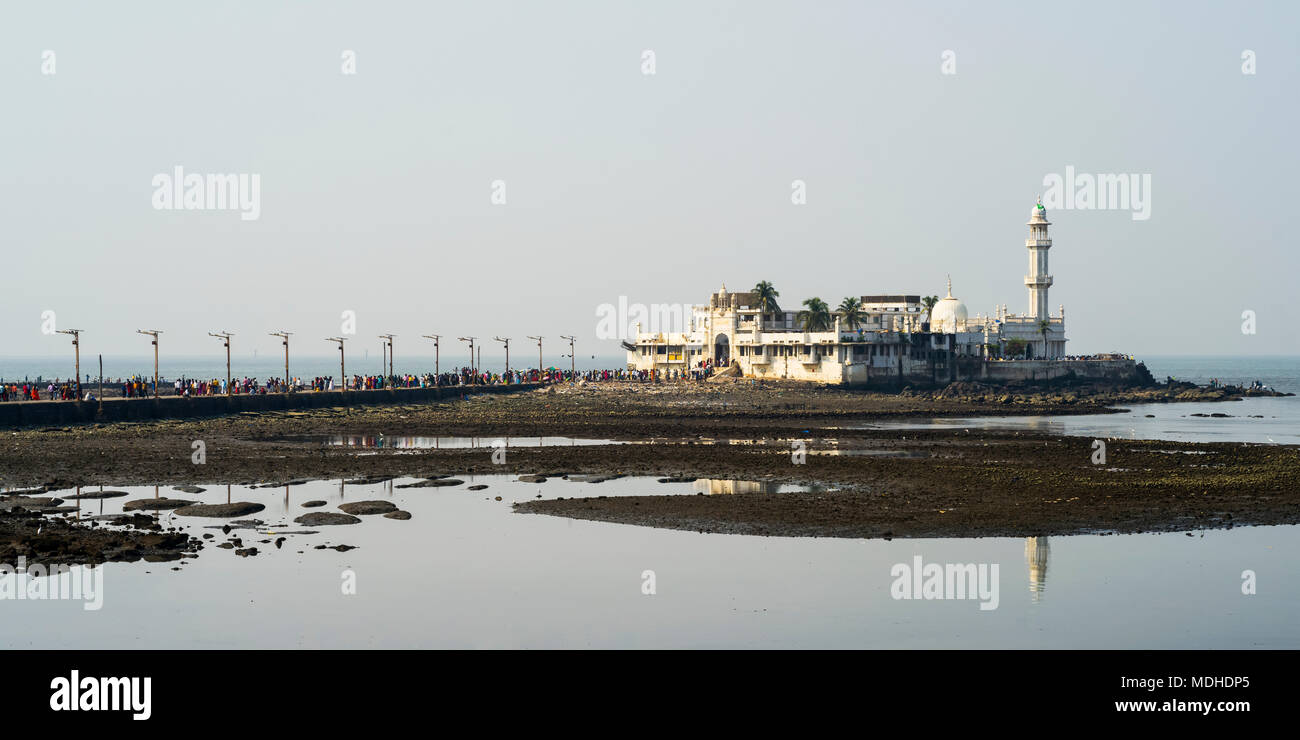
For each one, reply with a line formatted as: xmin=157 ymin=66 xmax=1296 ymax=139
xmin=6 ymin=475 xmax=1296 ymax=649
xmin=853 ymin=397 xmax=1300 ymax=445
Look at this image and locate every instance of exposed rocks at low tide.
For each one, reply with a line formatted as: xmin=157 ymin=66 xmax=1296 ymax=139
xmin=294 ymin=512 xmax=362 ymax=526
xmin=123 ymin=497 xmax=196 ymax=511
xmin=0 ymin=509 xmax=199 ymax=565
xmin=174 ymin=502 xmax=266 ymax=518
xmin=338 ymin=500 xmax=398 ymax=515
xmin=395 ymin=478 xmax=463 ymax=488
xmin=0 ymin=381 xmax=1295 ymax=546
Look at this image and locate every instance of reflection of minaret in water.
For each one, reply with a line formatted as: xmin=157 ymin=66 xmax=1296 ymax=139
xmin=1025 ymin=537 xmax=1050 ymax=601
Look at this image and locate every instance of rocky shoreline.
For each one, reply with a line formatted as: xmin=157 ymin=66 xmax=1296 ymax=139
xmin=0 ymin=380 xmax=1295 ymax=558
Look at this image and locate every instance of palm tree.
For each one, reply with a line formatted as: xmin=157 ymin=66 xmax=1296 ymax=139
xmin=837 ymin=297 xmax=863 ymax=333
xmin=798 ymin=298 xmax=833 ymax=332
xmin=1037 ymin=319 xmax=1051 ymax=359
xmin=921 ymin=295 xmax=940 ymax=326
xmin=753 ymin=281 xmax=781 ymax=327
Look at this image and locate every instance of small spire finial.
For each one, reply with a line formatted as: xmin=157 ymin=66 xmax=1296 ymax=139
xmin=946 ymin=274 xmax=952 ymax=297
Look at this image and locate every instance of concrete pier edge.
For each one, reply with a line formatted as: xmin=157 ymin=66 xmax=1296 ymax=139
xmin=0 ymin=383 xmax=540 ymax=428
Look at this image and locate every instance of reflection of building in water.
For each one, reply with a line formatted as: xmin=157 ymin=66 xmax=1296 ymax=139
xmin=693 ymin=479 xmax=784 ymax=495
xmin=1025 ymin=537 xmax=1050 ymax=601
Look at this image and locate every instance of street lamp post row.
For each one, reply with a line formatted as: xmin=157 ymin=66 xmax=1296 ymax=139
xmin=51 ymin=329 xmax=573 ymax=398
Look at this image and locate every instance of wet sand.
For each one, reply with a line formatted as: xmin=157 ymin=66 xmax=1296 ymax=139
xmin=1 ymin=380 xmax=1296 ymax=542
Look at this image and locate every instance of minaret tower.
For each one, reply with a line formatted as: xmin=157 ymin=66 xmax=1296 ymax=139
xmin=1025 ymin=198 xmax=1053 ymax=319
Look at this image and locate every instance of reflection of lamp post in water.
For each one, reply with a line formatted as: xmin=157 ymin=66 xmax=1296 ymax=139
xmin=1025 ymin=537 xmax=1050 ymax=602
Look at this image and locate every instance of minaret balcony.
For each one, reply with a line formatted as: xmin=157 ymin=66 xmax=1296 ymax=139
xmin=1024 ymin=275 xmax=1054 ymax=287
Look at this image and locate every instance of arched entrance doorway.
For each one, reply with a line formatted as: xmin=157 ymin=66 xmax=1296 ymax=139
xmin=713 ymin=333 xmax=730 ymax=365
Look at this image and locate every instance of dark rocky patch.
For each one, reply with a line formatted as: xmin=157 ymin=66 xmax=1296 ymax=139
xmin=123 ymin=497 xmax=196 ymax=511
xmin=0 ymin=509 xmax=198 ymax=565
xmin=294 ymin=512 xmax=362 ymax=526
xmin=63 ymin=490 xmax=130 ymax=499
xmin=174 ymin=502 xmax=266 ymax=518
xmin=338 ymin=500 xmax=398 ymax=515
xmin=396 ymin=478 xmax=463 ymax=488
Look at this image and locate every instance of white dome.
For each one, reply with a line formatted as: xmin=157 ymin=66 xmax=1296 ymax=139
xmin=1029 ymin=199 xmax=1050 ymax=224
xmin=930 ymin=297 xmax=967 ymax=333
xmin=929 ymin=277 xmax=967 ymax=332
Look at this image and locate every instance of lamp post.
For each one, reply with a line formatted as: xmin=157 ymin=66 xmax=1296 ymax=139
xmin=527 ymin=336 xmax=543 ymax=381
xmin=458 ymin=337 xmax=476 ymax=383
xmin=422 ymin=334 xmax=441 ymax=384
xmin=561 ymin=335 xmax=575 ymax=381
xmin=208 ymin=331 xmax=233 ymax=395
xmin=56 ymin=329 xmax=83 ymax=397
xmin=493 ymin=336 xmax=510 ymax=380
xmin=378 ymin=334 xmax=394 ymax=386
xmin=136 ymin=329 xmax=162 ymax=397
xmin=326 ymin=337 xmax=347 ymax=390
xmin=269 ymin=331 xmax=292 ymax=392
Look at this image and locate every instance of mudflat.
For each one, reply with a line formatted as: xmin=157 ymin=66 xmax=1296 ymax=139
xmin=2 ymin=380 xmax=1296 ymax=540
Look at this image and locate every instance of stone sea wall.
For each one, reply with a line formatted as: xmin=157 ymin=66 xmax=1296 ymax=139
xmin=0 ymin=383 xmax=538 ymax=428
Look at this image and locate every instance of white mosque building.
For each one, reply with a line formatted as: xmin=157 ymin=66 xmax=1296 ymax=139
xmin=626 ymin=201 xmax=1134 ymax=385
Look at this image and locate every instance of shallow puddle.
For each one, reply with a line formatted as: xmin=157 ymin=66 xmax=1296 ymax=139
xmin=7 ymin=476 xmax=1299 ymax=649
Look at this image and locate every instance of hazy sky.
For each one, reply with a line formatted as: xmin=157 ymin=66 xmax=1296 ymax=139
xmin=3 ymin=1 xmax=1297 ymax=361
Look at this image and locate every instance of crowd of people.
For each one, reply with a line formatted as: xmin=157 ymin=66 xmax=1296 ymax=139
xmin=0 ymin=361 xmax=721 ymax=402
xmin=0 ymin=381 xmax=94 ymax=402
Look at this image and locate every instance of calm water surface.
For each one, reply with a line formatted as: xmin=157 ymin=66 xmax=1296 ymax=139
xmin=7 ymin=475 xmax=1296 ymax=649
